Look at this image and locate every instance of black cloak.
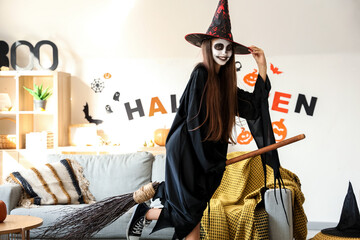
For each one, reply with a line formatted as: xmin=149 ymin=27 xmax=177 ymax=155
xmin=152 ymin=64 xmax=279 ymax=239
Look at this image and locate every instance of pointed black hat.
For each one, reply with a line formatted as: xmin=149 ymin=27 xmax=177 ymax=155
xmin=312 ymin=182 xmax=360 ymax=239
xmin=185 ymin=0 xmax=250 ymax=55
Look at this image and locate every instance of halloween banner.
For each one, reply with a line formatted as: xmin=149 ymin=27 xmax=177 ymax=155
xmin=80 ymin=57 xmax=318 ymax=151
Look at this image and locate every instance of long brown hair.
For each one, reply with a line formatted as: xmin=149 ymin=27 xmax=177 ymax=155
xmin=200 ymin=39 xmax=238 ymax=144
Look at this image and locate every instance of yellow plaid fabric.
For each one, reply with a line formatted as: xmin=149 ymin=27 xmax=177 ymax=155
xmin=200 ymin=151 xmax=307 ymax=240
xmin=311 ymin=232 xmax=360 ymax=240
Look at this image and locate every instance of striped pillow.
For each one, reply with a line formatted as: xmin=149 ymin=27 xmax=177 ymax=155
xmin=8 ymin=159 xmax=93 ymax=206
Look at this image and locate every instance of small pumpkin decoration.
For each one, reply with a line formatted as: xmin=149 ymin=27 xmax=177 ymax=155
xmin=104 ymin=73 xmax=112 ymax=79
xmin=154 ymin=128 xmax=170 ymax=146
xmin=237 ymin=127 xmax=253 ymax=145
xmin=148 ymin=140 xmax=155 ymax=147
xmin=272 ymin=118 xmax=287 ymax=142
xmin=243 ymin=69 xmax=258 ymax=87
xmin=0 ymin=200 xmax=7 ymax=223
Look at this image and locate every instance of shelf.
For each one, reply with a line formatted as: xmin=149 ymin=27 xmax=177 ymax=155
xmin=0 ymin=111 xmax=54 ymax=115
xmin=0 ymin=111 xmax=16 ymax=115
xmin=0 ymin=71 xmax=71 ymax=184
xmin=18 ymin=111 xmax=55 ymax=115
xmin=0 ymin=70 xmax=55 ymax=77
xmin=0 ymin=71 xmax=71 ymax=149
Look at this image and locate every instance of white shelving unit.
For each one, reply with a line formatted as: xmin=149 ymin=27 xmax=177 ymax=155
xmin=0 ymin=70 xmax=71 ymax=150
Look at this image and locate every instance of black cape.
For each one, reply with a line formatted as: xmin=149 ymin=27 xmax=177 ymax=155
xmin=152 ymin=64 xmax=280 ymax=239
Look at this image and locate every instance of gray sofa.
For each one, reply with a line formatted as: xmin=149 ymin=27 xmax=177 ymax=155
xmin=0 ymin=152 xmax=293 ymax=240
xmin=1 ymin=152 xmax=173 ymax=239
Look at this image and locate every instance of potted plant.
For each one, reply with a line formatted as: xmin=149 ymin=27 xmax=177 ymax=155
xmin=23 ymin=83 xmax=52 ymax=111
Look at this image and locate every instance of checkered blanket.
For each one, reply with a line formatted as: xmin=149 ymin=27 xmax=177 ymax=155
xmin=200 ymin=151 xmax=307 ymax=240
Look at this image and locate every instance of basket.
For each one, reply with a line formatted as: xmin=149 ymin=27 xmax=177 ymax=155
xmin=0 ymin=135 xmax=16 ymax=149
xmin=0 ymin=117 xmax=16 ymax=149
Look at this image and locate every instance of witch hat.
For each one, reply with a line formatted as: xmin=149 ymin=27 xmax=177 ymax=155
xmin=185 ymin=0 xmax=250 ymax=54
xmin=312 ymin=182 xmax=360 ymax=239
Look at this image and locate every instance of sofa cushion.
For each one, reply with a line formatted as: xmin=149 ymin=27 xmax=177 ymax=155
xmin=151 ymin=154 xmax=166 ymax=182
xmin=150 ymin=154 xmax=166 ymax=208
xmin=46 ymin=152 xmax=154 ymax=201
xmin=6 ymin=159 xmax=93 ymax=206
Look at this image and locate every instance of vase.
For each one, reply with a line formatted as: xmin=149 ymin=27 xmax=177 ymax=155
xmin=34 ymin=100 xmax=47 ymax=111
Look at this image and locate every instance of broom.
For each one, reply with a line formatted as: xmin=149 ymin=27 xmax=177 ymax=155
xmin=37 ymin=134 xmax=305 ymax=239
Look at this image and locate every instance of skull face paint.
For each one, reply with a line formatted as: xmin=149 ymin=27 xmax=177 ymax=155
xmin=212 ymin=38 xmax=233 ymax=66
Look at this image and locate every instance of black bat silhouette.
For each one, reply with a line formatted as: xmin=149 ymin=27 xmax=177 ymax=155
xmin=83 ymin=102 xmax=103 ymax=125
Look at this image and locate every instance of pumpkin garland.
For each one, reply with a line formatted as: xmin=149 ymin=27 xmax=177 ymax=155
xmin=243 ymin=69 xmax=258 ymax=87
xmin=272 ymin=118 xmax=287 ymax=142
xmin=237 ymin=127 xmax=253 ymax=145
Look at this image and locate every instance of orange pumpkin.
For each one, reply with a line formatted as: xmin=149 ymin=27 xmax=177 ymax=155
xmin=272 ymin=119 xmax=287 ymax=142
xmin=0 ymin=200 xmax=7 ymax=223
xmin=243 ymin=69 xmax=258 ymax=87
xmin=237 ymin=127 xmax=253 ymax=145
xmin=154 ymin=128 xmax=170 ymax=146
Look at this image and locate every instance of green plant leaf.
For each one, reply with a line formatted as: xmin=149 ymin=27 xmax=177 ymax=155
xmin=40 ymin=86 xmax=52 ymax=100
xmin=23 ymin=83 xmax=52 ymax=100
xmin=23 ymin=86 xmax=38 ymax=98
xmin=34 ymin=84 xmax=39 ymax=95
xmin=37 ymin=84 xmax=43 ymax=97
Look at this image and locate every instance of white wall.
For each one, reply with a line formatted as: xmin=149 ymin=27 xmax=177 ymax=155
xmin=1 ymin=0 xmax=360 ymax=224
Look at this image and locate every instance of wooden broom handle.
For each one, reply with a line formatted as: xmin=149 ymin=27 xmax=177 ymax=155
xmin=226 ymin=134 xmax=306 ymax=166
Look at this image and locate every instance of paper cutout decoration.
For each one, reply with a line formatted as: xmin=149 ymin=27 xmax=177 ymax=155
xmin=83 ymin=102 xmax=103 ymax=125
xmin=113 ymin=92 xmax=120 ymax=101
xmin=237 ymin=127 xmax=253 ymax=145
xmin=91 ymin=78 xmax=105 ymax=93
xmin=105 ymin=105 xmax=113 ymax=113
xmin=243 ymin=69 xmax=258 ymax=87
xmin=270 ymin=63 xmax=283 ymax=74
xmin=235 ymin=61 xmax=242 ymax=72
xmin=272 ymin=118 xmax=287 ymax=142
xmin=104 ymin=73 xmax=112 ymax=79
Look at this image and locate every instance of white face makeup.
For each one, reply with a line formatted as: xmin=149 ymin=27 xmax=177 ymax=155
xmin=212 ymin=38 xmax=233 ymax=66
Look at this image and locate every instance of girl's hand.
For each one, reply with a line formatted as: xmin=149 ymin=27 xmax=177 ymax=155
xmin=248 ymin=45 xmax=267 ymax=81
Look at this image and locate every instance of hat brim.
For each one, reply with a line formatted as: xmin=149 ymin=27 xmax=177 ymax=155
xmin=321 ymin=227 xmax=360 ymax=238
xmin=311 ymin=232 xmax=360 ymax=240
xmin=185 ymin=33 xmax=251 ymax=55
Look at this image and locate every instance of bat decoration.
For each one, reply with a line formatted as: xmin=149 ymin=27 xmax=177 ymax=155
xmin=235 ymin=61 xmax=242 ymax=72
xmin=91 ymin=78 xmax=105 ymax=93
xmin=113 ymin=92 xmax=120 ymax=101
xmin=270 ymin=63 xmax=283 ymax=74
xmin=83 ymin=102 xmax=103 ymax=125
xmin=105 ymin=105 xmax=113 ymax=113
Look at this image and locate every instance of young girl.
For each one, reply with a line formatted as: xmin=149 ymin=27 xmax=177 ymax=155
xmin=127 ymin=42 xmax=270 ymax=240
xmin=127 ymin=1 xmax=275 ymax=239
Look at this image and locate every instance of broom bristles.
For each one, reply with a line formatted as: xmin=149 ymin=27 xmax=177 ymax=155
xmin=35 ymin=182 xmax=160 ymax=239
